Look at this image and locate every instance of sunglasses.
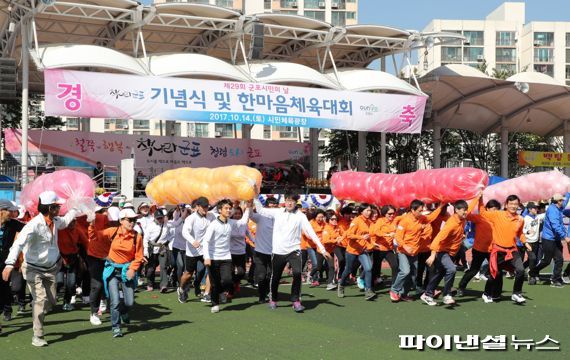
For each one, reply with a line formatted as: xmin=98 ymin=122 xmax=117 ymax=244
xmin=386 ymin=212 xmax=396 ymax=216
xmin=122 ymin=218 xmax=137 ymax=223
xmin=330 ymin=217 xmax=338 ymax=221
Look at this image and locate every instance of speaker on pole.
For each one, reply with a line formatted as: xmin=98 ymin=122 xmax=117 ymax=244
xmin=0 ymin=58 xmax=17 ymax=103
xmin=249 ymin=22 xmax=264 ymax=60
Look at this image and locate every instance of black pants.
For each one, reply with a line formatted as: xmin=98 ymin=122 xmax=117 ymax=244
xmin=459 ymin=249 xmax=490 ymax=290
xmin=270 ymin=250 xmax=303 ymax=303
xmin=0 ymin=269 xmax=11 ymax=314
xmin=523 ymin=242 xmax=540 ymax=273
xmin=316 ymin=252 xmax=335 ymax=284
xmin=185 ymin=255 xmax=206 ymax=296
xmin=334 ymin=247 xmax=346 ymax=280
xmin=564 ymin=243 xmax=570 ymax=277
xmin=372 ymin=250 xmax=398 ymax=284
xmin=87 ymin=256 xmax=106 ymax=314
xmin=530 ymin=240 xmax=563 ymax=283
xmin=253 ymin=251 xmax=272 ymax=301
xmin=172 ymin=248 xmax=185 ymax=286
xmin=146 ymin=252 xmax=168 ymax=289
xmin=231 ymin=254 xmax=246 ymax=290
xmin=208 ymin=260 xmax=232 ymax=306
xmin=246 ymin=244 xmax=255 ymax=283
xmin=485 ymin=250 xmax=524 ymax=296
xmin=416 ymin=251 xmax=431 ymax=289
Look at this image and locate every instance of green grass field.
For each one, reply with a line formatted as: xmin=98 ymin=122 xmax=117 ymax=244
xmin=1 ymin=276 xmax=569 ymax=360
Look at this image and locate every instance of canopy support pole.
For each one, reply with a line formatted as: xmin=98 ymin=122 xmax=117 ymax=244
xmin=380 ymin=132 xmax=387 ymax=173
xmin=21 ymin=20 xmax=30 ymax=186
xmin=564 ymin=119 xmax=570 ymax=176
xmin=357 ymin=131 xmax=367 ymax=171
xmin=500 ymin=116 xmax=509 ymax=178
xmin=310 ymin=128 xmax=319 ymax=178
xmin=433 ymin=119 xmax=441 ymax=169
xmin=242 ymin=124 xmax=251 ymax=139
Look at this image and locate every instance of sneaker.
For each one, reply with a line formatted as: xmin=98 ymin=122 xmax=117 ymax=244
xmin=76 ymin=287 xmax=83 ymax=296
xmin=3 ymin=312 xmax=11 ymax=322
xmin=220 ymin=293 xmax=228 ymax=304
xmin=420 ymin=293 xmax=437 ymax=306
xmin=63 ymin=303 xmax=74 ymax=311
xmin=357 ymin=277 xmax=365 ymax=290
xmin=137 ymin=278 xmax=144 ymax=286
xmin=400 ymin=295 xmax=415 ymax=302
xmin=389 ymin=291 xmax=400 ymax=302
xmin=82 ymin=296 xmax=90 ymax=304
xmin=177 ymin=287 xmax=187 ymax=303
xmin=482 ymin=293 xmax=494 ymax=303
xmin=159 ymin=287 xmax=168 ymax=294
xmin=268 ymin=301 xmax=278 ymax=310
xmin=511 ymin=293 xmax=526 ymax=304
xmin=211 ymin=305 xmax=220 ymax=313
xmin=120 ymin=313 xmax=130 ymax=325
xmin=337 ymin=285 xmax=345 ymax=298
xmin=201 ymin=294 xmax=211 ymax=303
xmin=562 ymin=275 xmax=570 ymax=284
xmin=90 ymin=314 xmax=102 ymax=326
xmin=310 ymin=281 xmax=320 ymax=288
xmin=99 ymin=300 xmax=107 ymax=313
xmin=433 ymin=289 xmax=442 ymax=299
xmin=479 ymin=273 xmax=488 ymax=281
xmin=234 ymin=283 xmax=241 ymax=294
xmin=112 ymin=328 xmax=123 ymax=338
xmin=70 ymin=295 xmax=76 ymax=305
xmin=32 ymin=336 xmax=48 ymax=347
xmin=292 ymin=301 xmax=305 ymax=312
xmin=528 ymin=277 xmax=537 ymax=285
xmin=146 ymin=286 xmax=153 ymax=292
xmin=474 ymin=272 xmax=481 ymax=281
xmin=17 ymin=304 xmax=25 ymax=314
xmin=326 ymin=283 xmax=336 ymax=291
xmin=456 ymin=288 xmax=465 ymax=297
xmin=364 ymin=289 xmax=376 ymax=301
xmin=505 ymin=272 xmax=514 ymax=279
xmin=443 ymin=295 xmax=456 ymax=305
xmin=550 ymin=281 xmax=564 ymax=288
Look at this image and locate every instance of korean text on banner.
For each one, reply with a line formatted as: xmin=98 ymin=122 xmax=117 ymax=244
xmin=518 ymin=151 xmax=570 ymax=168
xmin=44 ymin=69 xmax=427 ymax=134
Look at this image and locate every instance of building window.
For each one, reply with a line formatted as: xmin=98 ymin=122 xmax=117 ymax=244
xmin=278 ymin=10 xmax=298 ymax=14
xmin=534 ymin=64 xmax=554 ymax=77
xmin=189 ymin=123 xmax=209 ymax=138
xmin=534 ymin=32 xmax=554 ymax=47
xmin=346 ymin=11 xmax=356 ymax=20
xmin=496 ymin=48 xmax=516 ymax=63
xmin=331 ymin=11 xmax=346 ymax=26
xmin=534 ymin=48 xmax=554 ymax=63
xmin=132 ymin=119 xmax=149 ymax=129
xmin=566 ymin=33 xmax=570 ymax=47
xmin=215 ymin=124 xmax=234 ymax=138
xmin=264 ymin=0 xmax=271 ymax=10
xmin=66 ymin=118 xmax=79 ymax=130
xmin=441 ymin=47 xmax=462 ymax=62
xmin=280 ymin=0 xmax=298 ymax=8
xmin=496 ymin=63 xmax=516 ymax=73
xmin=276 ymin=126 xmax=296 ymax=139
xmin=331 ymin=0 xmax=346 ymax=10
xmin=566 ymin=65 xmax=570 ymax=80
xmin=216 ymin=0 xmax=233 ymax=8
xmin=442 ymin=30 xmax=462 ymax=46
xmin=263 ymin=125 xmax=271 ymax=139
xmin=304 ymin=0 xmax=321 ymax=8
xmin=304 ymin=11 xmax=325 ymax=21
xmin=496 ymin=31 xmax=516 ymax=46
xmin=133 ymin=131 xmax=149 ymax=135
xmin=463 ymin=31 xmax=484 ymax=46
xmin=463 ymin=47 xmax=484 ymax=62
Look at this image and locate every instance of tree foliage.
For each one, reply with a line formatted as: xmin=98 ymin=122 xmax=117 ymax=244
xmin=1 ymin=94 xmax=63 ymax=130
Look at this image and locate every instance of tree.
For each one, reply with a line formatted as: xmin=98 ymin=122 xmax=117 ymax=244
xmin=1 ymin=94 xmax=63 ymax=130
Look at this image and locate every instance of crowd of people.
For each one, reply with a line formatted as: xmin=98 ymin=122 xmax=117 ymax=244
xmin=1 ymin=187 xmax=570 ymax=347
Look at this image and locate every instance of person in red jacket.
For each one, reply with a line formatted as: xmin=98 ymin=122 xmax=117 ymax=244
xmin=57 ymin=219 xmax=88 ymax=311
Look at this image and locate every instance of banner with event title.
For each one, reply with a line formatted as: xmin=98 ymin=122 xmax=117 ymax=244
xmin=3 ymin=129 xmax=310 ymax=170
xmin=44 ymin=69 xmax=427 ymax=133
xmin=518 ymin=151 xmax=570 ymax=167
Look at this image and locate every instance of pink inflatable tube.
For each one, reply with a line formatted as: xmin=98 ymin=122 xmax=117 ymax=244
xmin=330 ymin=168 xmax=488 ymax=208
xmin=483 ymin=170 xmax=570 ymax=204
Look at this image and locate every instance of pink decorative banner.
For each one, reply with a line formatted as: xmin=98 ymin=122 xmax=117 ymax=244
xmin=4 ymin=129 xmax=310 ymax=169
xmin=44 ymin=69 xmax=427 ymax=133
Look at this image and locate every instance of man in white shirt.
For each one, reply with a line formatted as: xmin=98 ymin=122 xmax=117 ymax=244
xmin=250 ymin=197 xmax=278 ymax=303
xmin=203 ymin=200 xmax=250 ymax=313
xmin=523 ymin=202 xmax=545 ymax=285
xmin=170 ymin=205 xmax=190 ymax=288
xmin=2 ymin=191 xmax=79 ymax=347
xmin=253 ymin=192 xmax=331 ymax=312
xmin=144 ymin=209 xmax=174 ymax=293
xmin=178 ymin=197 xmax=215 ymax=303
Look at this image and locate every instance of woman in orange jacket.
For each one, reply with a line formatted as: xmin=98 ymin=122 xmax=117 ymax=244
xmin=322 ymin=211 xmax=345 ymax=290
xmin=337 ymin=203 xmax=376 ymax=301
xmin=370 ymin=205 xmax=400 ymax=286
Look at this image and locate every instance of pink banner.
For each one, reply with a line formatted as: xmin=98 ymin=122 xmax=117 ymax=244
xmin=4 ymin=129 xmax=310 ymax=170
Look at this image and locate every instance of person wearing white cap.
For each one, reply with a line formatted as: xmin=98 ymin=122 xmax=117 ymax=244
xmin=100 ymin=208 xmax=143 ymax=338
xmin=0 ymin=199 xmax=25 ymax=333
xmin=1 ymin=191 xmax=79 ymax=347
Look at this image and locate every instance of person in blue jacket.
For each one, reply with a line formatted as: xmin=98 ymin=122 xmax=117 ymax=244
xmin=560 ymin=207 xmax=570 ymax=284
xmin=529 ymin=193 xmax=570 ymax=287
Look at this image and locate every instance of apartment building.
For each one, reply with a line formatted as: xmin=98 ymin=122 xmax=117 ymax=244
xmin=419 ymin=2 xmax=570 ymax=85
